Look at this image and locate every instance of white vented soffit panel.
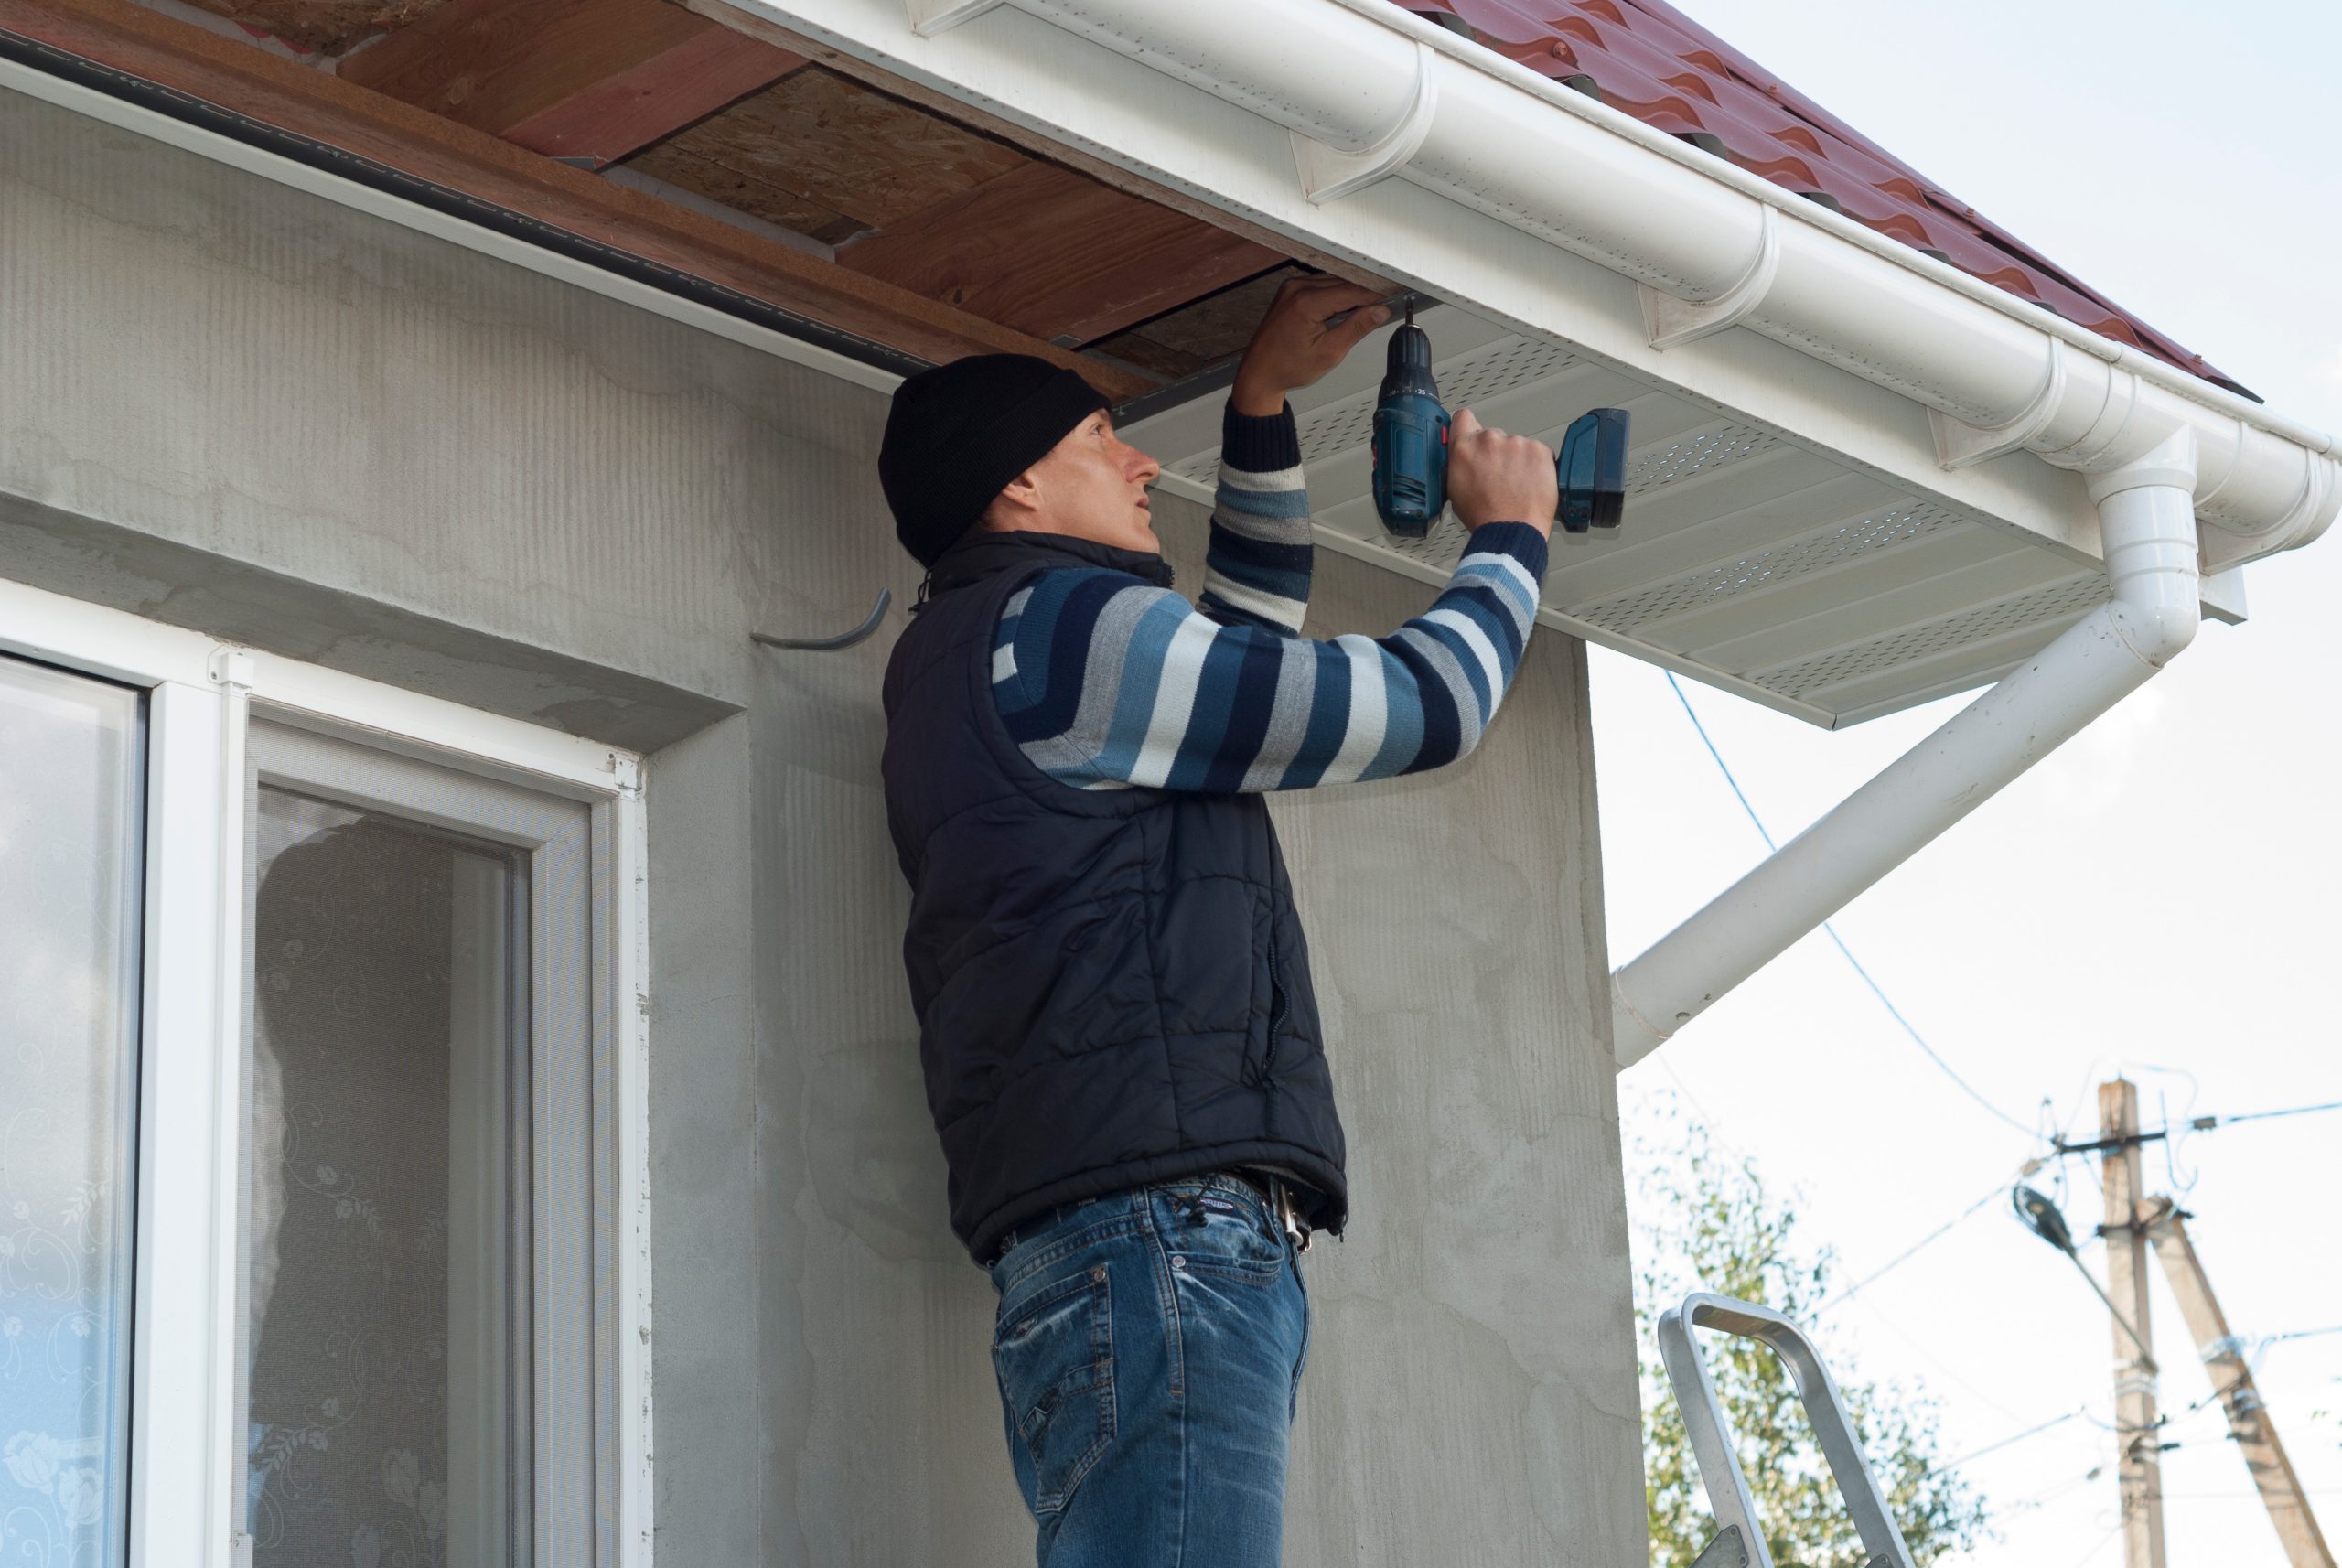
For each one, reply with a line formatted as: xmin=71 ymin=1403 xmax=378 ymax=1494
xmin=1128 ymin=305 xmax=2139 ymax=728
xmin=694 ymin=0 xmax=2337 ymax=728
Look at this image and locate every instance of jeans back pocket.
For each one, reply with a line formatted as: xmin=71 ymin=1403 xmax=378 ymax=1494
xmin=992 ymin=1264 xmax=1116 ymax=1516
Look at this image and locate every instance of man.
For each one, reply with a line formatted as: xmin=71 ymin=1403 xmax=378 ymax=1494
xmin=877 ymin=276 xmax=1560 ymax=1566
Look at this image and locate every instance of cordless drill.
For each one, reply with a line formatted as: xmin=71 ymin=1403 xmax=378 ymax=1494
xmin=1370 ymin=300 xmax=1632 ymax=539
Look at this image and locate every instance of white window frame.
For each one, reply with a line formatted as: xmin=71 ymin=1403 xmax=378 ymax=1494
xmin=0 ymin=574 xmax=655 ymax=1568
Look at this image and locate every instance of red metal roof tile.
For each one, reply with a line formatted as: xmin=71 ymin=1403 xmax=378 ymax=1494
xmin=1393 ymin=0 xmax=2251 ymax=396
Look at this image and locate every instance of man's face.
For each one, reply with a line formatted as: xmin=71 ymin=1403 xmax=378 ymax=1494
xmin=1000 ymin=411 xmax=1165 ymax=553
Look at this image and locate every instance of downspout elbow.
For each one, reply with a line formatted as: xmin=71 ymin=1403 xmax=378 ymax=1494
xmin=2102 ymin=577 xmax=2199 ymax=671
xmin=2090 ymin=430 xmax=2203 ymax=670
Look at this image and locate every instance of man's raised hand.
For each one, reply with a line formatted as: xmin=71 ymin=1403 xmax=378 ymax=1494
xmin=1230 ymin=275 xmax=1392 ymax=418
xmin=1446 ymin=408 xmax=1557 ymax=538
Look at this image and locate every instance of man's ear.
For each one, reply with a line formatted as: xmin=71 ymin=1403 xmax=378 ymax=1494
xmin=987 ymin=466 xmax=1044 ymax=527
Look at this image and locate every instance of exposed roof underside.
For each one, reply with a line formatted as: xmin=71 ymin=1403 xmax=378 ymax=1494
xmin=1393 ymin=0 xmax=2251 ymax=398
xmin=75 ymin=0 xmax=1342 ymax=400
xmin=1129 ymin=303 xmax=2149 ymax=728
xmin=114 ymin=0 xmax=2249 ymax=405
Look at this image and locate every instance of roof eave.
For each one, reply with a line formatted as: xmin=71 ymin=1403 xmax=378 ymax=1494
xmin=699 ymin=0 xmax=2336 ymax=579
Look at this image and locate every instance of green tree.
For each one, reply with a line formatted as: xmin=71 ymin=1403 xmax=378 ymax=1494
xmin=1631 ymin=1106 xmax=1990 ymax=1567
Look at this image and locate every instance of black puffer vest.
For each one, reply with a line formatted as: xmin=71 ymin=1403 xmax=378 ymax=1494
xmin=882 ymin=531 xmax=1348 ymax=1263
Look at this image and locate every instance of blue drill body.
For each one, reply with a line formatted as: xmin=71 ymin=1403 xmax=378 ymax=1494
xmin=1370 ymin=389 xmax=1450 ymax=539
xmin=1370 ymin=301 xmax=1631 ymax=539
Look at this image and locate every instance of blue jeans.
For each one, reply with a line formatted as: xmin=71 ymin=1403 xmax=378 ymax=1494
xmin=986 ymin=1172 xmax=1311 ymax=1567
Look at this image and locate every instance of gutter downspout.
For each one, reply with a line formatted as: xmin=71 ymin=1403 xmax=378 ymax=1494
xmin=1609 ymin=433 xmax=2202 ymax=1068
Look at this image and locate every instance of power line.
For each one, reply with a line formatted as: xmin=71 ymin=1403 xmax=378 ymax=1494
xmin=2003 ymin=1458 xmax=2107 ymax=1515
xmin=2044 ymin=1096 xmax=2342 ymax=1160
xmin=1934 ymin=1406 xmax=2088 ymax=1472
xmin=2159 ymin=1489 xmax=2342 ymax=1501
xmin=1839 ymin=1291 xmax=2035 ymax=1425
xmin=1664 ymin=672 xmax=2041 ymax=1139
xmin=1667 ymin=671 xmax=1788 ymax=857
xmin=2201 ymin=1099 xmax=2342 ymax=1129
xmin=2068 ymin=1521 xmax=2125 ymax=1568
xmin=1814 ymin=1180 xmax=2006 ymax=1317
xmin=2184 ymin=1369 xmax=2251 ymax=1420
xmin=2151 ymin=1328 xmax=2342 ymax=1436
xmin=1651 ymin=1055 xmax=1756 ymax=1168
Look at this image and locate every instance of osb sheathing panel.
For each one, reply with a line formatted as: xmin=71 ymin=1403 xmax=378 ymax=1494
xmin=1098 ymin=267 xmax=1305 ymax=380
xmin=177 ymin=0 xmax=457 ymax=55
xmin=620 ymin=65 xmax=1024 ymax=241
xmin=622 ymin=138 xmax=865 ymax=243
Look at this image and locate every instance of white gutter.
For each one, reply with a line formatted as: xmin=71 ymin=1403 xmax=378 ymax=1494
xmin=1610 ymin=435 xmax=2202 ymax=1065
xmin=892 ymin=0 xmax=2334 ymax=1067
xmin=916 ymin=0 xmax=2337 ymax=569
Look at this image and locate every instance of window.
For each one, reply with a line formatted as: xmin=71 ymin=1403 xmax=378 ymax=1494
xmin=0 ymin=579 xmax=650 ymax=1568
xmin=0 ymin=656 xmax=145 ymax=1568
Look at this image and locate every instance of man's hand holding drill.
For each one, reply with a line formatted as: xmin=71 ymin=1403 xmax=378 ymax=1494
xmin=1446 ymin=407 xmax=1558 ymax=538
xmin=1232 ymin=276 xmax=1562 ymax=539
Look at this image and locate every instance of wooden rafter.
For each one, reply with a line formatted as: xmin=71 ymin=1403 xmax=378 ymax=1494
xmin=840 ymin=160 xmax=1283 ymax=347
xmin=338 ymin=0 xmax=804 ymax=169
xmin=0 ymin=0 xmax=1148 ymax=392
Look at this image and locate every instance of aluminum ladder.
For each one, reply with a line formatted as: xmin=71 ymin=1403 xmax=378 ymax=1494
xmin=1657 ymin=1292 xmax=1918 ymax=1568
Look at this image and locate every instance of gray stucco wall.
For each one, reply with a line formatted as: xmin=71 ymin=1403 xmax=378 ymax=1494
xmin=1 ymin=84 xmax=1642 ymax=1565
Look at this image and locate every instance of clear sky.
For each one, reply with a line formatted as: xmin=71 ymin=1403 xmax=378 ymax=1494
xmin=1595 ymin=3 xmax=2341 ymax=1564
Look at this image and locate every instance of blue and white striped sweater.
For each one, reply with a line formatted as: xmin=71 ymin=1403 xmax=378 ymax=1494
xmin=993 ymin=404 xmax=1549 ymax=793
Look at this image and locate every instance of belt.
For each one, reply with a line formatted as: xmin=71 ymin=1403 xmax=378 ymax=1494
xmin=987 ymin=1168 xmax=1316 ymax=1269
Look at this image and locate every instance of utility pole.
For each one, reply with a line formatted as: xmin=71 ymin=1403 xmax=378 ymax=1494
xmin=2147 ymin=1208 xmax=2336 ymax=1568
xmin=2100 ymin=1079 xmax=2168 ymax=1568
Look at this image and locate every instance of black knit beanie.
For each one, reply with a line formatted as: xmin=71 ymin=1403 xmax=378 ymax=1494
xmin=879 ymin=354 xmax=1112 ymax=566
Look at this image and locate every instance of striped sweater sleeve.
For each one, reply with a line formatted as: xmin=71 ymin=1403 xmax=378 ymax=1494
xmin=1196 ymin=404 xmax=1313 ymax=634
xmin=991 ymin=403 xmax=1551 ymax=793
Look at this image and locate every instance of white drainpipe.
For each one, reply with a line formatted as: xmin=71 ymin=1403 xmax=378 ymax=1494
xmin=887 ymin=0 xmax=2334 ymax=1063
xmin=1609 ymin=433 xmax=2202 ymax=1066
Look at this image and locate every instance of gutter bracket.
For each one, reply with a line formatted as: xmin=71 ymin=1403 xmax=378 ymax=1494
xmin=1930 ymin=338 xmax=2069 ymax=469
xmin=1640 ymin=205 xmax=1779 ymax=350
xmin=2197 ymin=566 xmax=2248 ymax=625
xmin=908 ymin=0 xmax=1006 ymax=37
xmin=1291 ymin=40 xmax=1438 ymax=204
